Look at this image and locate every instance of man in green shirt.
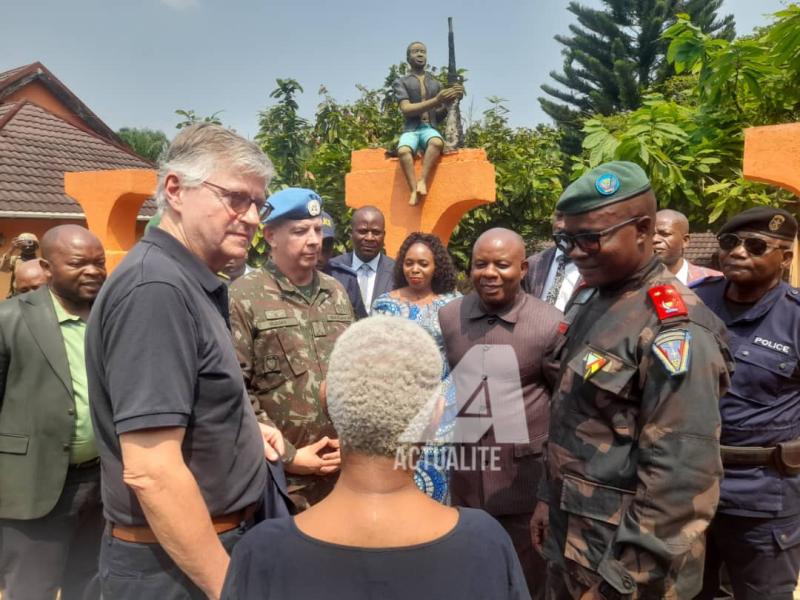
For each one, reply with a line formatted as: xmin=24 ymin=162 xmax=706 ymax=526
xmin=0 ymin=224 xmax=107 ymax=600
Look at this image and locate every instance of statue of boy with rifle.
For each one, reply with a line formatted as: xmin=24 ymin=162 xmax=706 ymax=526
xmin=393 ymin=20 xmax=465 ymax=206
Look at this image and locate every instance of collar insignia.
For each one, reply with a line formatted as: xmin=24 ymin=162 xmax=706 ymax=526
xmin=583 ymin=351 xmax=608 ymax=380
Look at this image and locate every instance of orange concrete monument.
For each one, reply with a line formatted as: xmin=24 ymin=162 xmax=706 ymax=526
xmin=344 ymin=148 xmax=495 ymax=257
xmin=64 ymin=169 xmax=156 ymax=271
xmin=743 ymin=123 xmax=800 ymax=285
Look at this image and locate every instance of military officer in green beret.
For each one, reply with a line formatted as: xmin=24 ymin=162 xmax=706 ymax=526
xmin=229 ymin=188 xmax=354 ymax=511
xmin=531 ymin=161 xmax=733 ymax=599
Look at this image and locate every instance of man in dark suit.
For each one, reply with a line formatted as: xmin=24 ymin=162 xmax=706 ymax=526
xmin=522 ymin=210 xmax=581 ymax=311
xmin=328 ymin=206 xmax=395 ymax=318
xmin=438 ymin=228 xmax=561 ymax=599
xmin=0 ymin=225 xmax=107 ymax=600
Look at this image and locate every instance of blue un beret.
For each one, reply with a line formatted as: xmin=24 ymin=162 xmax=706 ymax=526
xmin=264 ymin=188 xmax=323 ymax=224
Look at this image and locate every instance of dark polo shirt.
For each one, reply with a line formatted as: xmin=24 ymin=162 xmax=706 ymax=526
xmin=86 ymin=228 xmax=266 ymax=526
xmin=438 ymin=291 xmax=561 ymax=516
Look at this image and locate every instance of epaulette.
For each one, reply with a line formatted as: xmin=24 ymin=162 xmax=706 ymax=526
xmin=787 ymin=287 xmax=800 ymax=305
xmin=689 ymin=275 xmax=724 ymax=289
xmin=648 ymin=284 xmax=688 ymax=321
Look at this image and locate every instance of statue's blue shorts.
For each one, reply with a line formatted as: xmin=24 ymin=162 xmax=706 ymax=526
xmin=398 ymin=124 xmax=443 ymax=154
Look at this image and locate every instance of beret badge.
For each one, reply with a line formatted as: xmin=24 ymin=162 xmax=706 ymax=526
xmin=595 ymin=173 xmax=621 ymax=196
xmin=307 ymin=199 xmax=322 ymax=217
xmin=769 ymin=214 xmax=786 ymax=232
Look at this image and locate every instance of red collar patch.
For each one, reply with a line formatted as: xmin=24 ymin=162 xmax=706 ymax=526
xmin=648 ymin=284 xmax=688 ymax=321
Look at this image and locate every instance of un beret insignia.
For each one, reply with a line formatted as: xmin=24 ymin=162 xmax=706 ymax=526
xmin=307 ymin=199 xmax=321 ymax=217
xmin=595 ymin=173 xmax=621 ymax=196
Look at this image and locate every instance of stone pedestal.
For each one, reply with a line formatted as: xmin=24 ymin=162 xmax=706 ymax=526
xmin=345 ymin=148 xmax=496 ymax=257
xmin=744 ymin=124 xmax=800 ymax=285
xmin=64 ymin=169 xmax=155 ymax=271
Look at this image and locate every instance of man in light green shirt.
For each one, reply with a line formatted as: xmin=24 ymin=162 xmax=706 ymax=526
xmin=0 ymin=225 xmax=107 ymax=600
xmin=50 ymin=290 xmax=97 ymax=465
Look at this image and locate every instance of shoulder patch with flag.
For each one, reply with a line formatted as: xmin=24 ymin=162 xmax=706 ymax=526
xmin=652 ymin=329 xmax=691 ymax=376
xmin=583 ymin=351 xmax=608 ymax=380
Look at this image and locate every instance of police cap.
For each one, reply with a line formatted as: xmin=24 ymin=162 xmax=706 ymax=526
xmin=718 ymin=206 xmax=797 ymax=241
xmin=321 ymin=211 xmax=336 ymax=239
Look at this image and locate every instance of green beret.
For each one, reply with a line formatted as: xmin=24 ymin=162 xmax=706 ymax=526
xmin=557 ymin=161 xmax=652 ymax=215
xmin=718 ymin=206 xmax=797 ymax=241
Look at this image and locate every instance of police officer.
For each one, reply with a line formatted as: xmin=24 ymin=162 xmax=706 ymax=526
xmin=531 ymin=161 xmax=732 ymax=599
xmin=229 ymin=188 xmax=354 ymax=512
xmin=693 ymin=207 xmax=800 ymax=600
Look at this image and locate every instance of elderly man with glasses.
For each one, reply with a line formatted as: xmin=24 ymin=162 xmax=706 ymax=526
xmin=691 ymin=207 xmax=800 ymax=600
xmin=532 ymin=161 xmax=733 ymax=600
xmin=85 ymin=124 xmax=285 ymax=600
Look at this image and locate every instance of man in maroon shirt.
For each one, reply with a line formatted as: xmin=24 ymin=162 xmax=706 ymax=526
xmin=438 ymin=228 xmax=561 ymax=599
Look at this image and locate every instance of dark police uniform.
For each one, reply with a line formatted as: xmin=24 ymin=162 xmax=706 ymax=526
xmin=692 ymin=208 xmax=800 ymax=600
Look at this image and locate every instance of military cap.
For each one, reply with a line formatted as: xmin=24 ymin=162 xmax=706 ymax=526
xmin=320 ymin=211 xmax=336 ymax=239
xmin=718 ymin=206 xmax=797 ymax=241
xmin=264 ymin=188 xmax=323 ymax=224
xmin=557 ymin=161 xmax=652 ymax=215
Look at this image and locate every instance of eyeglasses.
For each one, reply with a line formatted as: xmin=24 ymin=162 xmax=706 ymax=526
xmin=552 ymin=216 xmax=641 ymax=255
xmin=201 ymin=181 xmax=270 ymax=218
xmin=717 ymin=233 xmax=785 ymax=256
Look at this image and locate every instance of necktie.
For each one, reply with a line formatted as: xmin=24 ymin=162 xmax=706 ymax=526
xmin=545 ymin=254 xmax=569 ymax=305
xmin=357 ymin=263 xmax=372 ymax=311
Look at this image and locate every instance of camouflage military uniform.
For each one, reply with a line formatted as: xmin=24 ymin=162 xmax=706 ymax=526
xmin=229 ymin=260 xmax=354 ymax=510
xmin=540 ymin=258 xmax=733 ymax=599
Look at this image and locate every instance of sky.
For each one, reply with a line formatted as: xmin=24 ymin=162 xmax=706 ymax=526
xmin=0 ymin=0 xmax=789 ymax=140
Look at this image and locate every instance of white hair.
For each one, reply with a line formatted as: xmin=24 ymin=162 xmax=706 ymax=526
xmin=326 ymin=316 xmax=442 ymax=457
xmin=154 ymin=123 xmax=275 ymax=210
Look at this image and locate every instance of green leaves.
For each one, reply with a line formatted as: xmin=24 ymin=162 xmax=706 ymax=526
xmin=573 ymin=4 xmax=800 ymax=230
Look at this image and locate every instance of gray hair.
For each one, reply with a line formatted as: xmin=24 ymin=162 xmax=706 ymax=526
xmin=326 ymin=316 xmax=442 ymax=457
xmin=154 ymin=123 xmax=275 ymax=210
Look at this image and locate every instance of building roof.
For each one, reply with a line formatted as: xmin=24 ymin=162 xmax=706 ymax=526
xmin=0 ymin=99 xmax=156 ymax=218
xmin=0 ymin=62 xmax=121 ymax=143
xmin=687 ymin=231 xmax=719 ymax=269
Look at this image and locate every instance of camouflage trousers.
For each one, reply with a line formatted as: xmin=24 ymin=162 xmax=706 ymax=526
xmin=545 ymin=561 xmax=602 ymax=600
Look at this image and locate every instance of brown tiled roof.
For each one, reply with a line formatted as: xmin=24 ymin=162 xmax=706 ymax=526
xmin=687 ymin=231 xmax=719 ymax=269
xmin=0 ymin=62 xmax=121 ymax=143
xmin=0 ymin=100 xmax=156 ymax=217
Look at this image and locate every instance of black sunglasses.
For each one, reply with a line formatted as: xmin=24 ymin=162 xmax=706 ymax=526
xmin=717 ymin=233 xmax=785 ymax=257
xmin=553 ymin=216 xmax=641 ymax=255
xmin=201 ymin=181 xmax=269 ymax=218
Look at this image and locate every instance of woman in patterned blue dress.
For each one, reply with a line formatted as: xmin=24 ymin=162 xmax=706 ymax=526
xmin=372 ymin=232 xmax=460 ymax=503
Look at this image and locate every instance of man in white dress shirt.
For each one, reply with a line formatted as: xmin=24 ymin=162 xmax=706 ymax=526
xmin=328 ymin=206 xmax=396 ymax=318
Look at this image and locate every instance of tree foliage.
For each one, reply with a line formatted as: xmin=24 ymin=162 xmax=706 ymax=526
xmin=540 ymin=0 xmax=734 ymax=154
xmin=116 ymin=127 xmax=169 ymax=163
xmin=572 ymin=5 xmax=800 ymax=229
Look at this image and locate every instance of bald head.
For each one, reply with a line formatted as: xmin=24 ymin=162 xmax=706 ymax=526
xmin=654 ymin=209 xmax=690 ymax=271
xmin=13 ymin=259 xmax=49 ymax=295
xmin=473 ymin=228 xmax=526 ymax=260
xmin=471 ymin=228 xmax=528 ymax=310
xmin=40 ymin=225 xmax=102 ymax=261
xmin=351 ymin=206 xmax=386 ymax=262
xmin=656 ymin=209 xmax=689 ymax=235
xmin=40 ymin=225 xmax=106 ymax=312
